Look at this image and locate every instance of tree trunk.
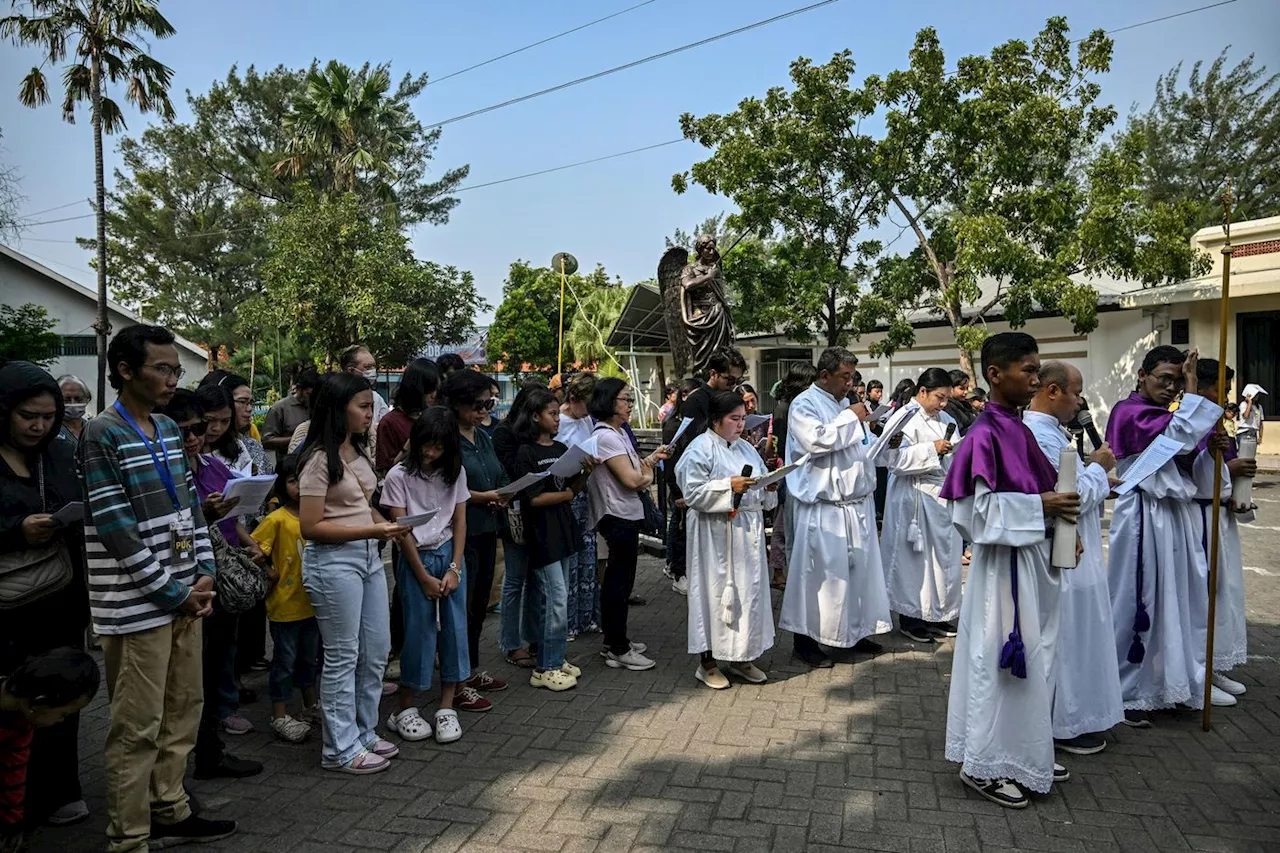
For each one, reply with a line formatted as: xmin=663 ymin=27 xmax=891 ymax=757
xmin=825 ymin=285 xmax=839 ymax=347
xmin=958 ymin=348 xmax=977 ymax=384
xmin=249 ymin=339 xmax=257 ymax=389
xmin=91 ymin=56 xmax=110 ymax=407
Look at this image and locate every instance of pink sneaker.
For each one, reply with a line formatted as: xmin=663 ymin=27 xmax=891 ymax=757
xmin=369 ymin=738 xmax=399 ymax=759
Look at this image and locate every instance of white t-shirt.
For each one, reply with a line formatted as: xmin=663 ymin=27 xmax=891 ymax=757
xmin=380 ymin=462 xmax=470 ymax=550
xmin=587 ymin=425 xmax=643 ymax=526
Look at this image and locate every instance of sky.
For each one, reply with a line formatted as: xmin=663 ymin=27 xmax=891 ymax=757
xmin=2 ymin=0 xmax=1277 ymax=324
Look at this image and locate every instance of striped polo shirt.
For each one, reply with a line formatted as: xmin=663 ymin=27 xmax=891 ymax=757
xmin=79 ymin=407 xmax=217 ymax=635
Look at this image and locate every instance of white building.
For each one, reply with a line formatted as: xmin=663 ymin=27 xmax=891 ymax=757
xmin=610 ymin=216 xmax=1280 ymax=452
xmin=1 ymin=244 xmax=210 ymax=414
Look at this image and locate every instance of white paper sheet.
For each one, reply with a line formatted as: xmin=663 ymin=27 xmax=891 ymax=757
xmin=51 ymin=501 xmax=84 ymax=526
xmin=496 ymin=471 xmax=551 ymax=496
xmin=750 ymin=453 xmax=810 ymax=490
xmin=1113 ymin=434 xmax=1185 ymax=495
xmin=548 ymin=438 xmax=598 ymax=478
xmin=868 ymin=405 xmax=919 ymax=461
xmin=669 ymin=417 xmax=694 ymax=446
xmin=220 ymin=473 xmax=278 ymax=518
xmin=744 ymin=414 xmax=771 ymax=432
xmin=869 ymin=403 xmax=892 ymax=422
xmin=398 ymin=509 xmax=439 ymax=528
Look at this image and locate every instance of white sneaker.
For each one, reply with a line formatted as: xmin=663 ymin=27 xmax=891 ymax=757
xmin=46 ymin=800 xmax=89 ymax=826
xmin=270 ymin=714 xmax=311 ymax=744
xmin=604 ymin=649 xmax=656 ymax=671
xmin=599 ymin=640 xmax=647 ymax=659
xmin=387 ymin=707 xmax=433 ymax=741
xmin=1210 ymin=685 xmax=1238 ymax=707
xmin=695 ymin=665 xmax=730 ymax=689
xmin=434 ymin=709 xmax=462 ymax=744
xmin=672 ymin=576 xmax=689 ymax=595
xmin=1213 ymin=672 xmax=1247 ymax=696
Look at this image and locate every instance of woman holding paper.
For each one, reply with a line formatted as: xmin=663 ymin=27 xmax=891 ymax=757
xmin=0 ymin=361 xmax=92 ymax=826
xmin=879 ymin=368 xmax=962 ymax=644
xmin=676 ymin=391 xmax=777 ymax=689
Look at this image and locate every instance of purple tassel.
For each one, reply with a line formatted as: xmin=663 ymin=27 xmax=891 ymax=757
xmin=999 ymin=550 xmax=1028 ymax=679
xmin=1133 ymin=603 xmax=1150 ymax=633
xmin=1128 ymin=635 xmax=1146 ymax=664
xmin=1129 ymin=490 xmax=1152 ymax=660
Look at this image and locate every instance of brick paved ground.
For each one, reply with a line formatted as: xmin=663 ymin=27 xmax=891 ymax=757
xmin=30 ymin=480 xmax=1280 ymax=853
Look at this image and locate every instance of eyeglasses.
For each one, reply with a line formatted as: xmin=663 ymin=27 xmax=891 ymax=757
xmin=1149 ymin=374 xmax=1185 ymax=389
xmin=471 ymin=398 xmax=496 ymax=412
xmin=144 ymin=363 xmax=185 ymax=380
xmin=616 ymin=397 xmax=635 ymax=406
xmin=180 ymin=422 xmax=209 ymax=439
xmin=233 ymin=397 xmax=253 ymax=407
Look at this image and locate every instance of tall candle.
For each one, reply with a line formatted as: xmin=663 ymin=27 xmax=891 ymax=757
xmin=1051 ymin=447 xmax=1078 ymax=569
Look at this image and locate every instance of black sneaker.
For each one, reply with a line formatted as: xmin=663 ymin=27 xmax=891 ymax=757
xmin=929 ymin=621 xmax=959 ymax=638
xmin=150 ymin=815 xmax=237 ymax=848
xmin=899 ymin=621 xmax=935 ymax=644
xmin=795 ymin=645 xmax=834 ymax=669
xmin=1122 ymin=710 xmax=1153 ymax=729
xmin=193 ymin=754 xmax=264 ymax=781
xmin=1053 ymin=762 xmax=1070 ymax=783
xmin=1055 ymin=733 xmax=1107 ymax=755
xmin=960 ymin=772 xmax=1027 ymax=809
xmin=854 ymin=638 xmax=883 ymax=654
xmin=248 ymin=658 xmax=270 ymax=672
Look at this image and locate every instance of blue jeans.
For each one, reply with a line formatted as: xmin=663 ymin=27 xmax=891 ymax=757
xmin=499 ymin=541 xmax=539 ymax=654
xmin=396 ymin=542 xmax=470 ymax=691
xmin=530 ymin=559 xmax=569 ymax=670
xmin=268 ymin=617 xmax=320 ymax=704
xmin=302 ymin=540 xmax=391 ymax=766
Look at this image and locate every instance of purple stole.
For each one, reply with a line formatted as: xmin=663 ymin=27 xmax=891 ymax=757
xmin=941 ymin=403 xmax=1056 ymax=679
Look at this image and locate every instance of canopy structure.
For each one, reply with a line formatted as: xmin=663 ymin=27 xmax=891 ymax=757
xmin=606 ymin=282 xmax=669 ymax=350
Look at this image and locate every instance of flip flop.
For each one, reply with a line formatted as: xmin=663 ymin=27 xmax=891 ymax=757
xmin=505 ymin=650 xmax=536 ymax=669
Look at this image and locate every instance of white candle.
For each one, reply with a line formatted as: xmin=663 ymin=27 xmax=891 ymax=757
xmin=1051 ymin=446 xmax=1078 ymax=569
xmin=1232 ymin=435 xmax=1257 ymax=512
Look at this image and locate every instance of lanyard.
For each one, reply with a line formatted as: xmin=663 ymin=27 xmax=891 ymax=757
xmin=113 ymin=401 xmax=181 ymax=511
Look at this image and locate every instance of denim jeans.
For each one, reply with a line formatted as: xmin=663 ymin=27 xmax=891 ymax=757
xmin=396 ymin=541 xmax=470 ymax=690
xmin=530 ymin=560 xmax=569 ymax=670
xmin=302 ymin=539 xmax=391 ymax=766
xmin=268 ymin=617 xmax=320 ymax=704
xmin=499 ymin=540 xmax=538 ymax=654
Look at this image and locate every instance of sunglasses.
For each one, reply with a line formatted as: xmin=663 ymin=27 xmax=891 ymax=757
xmin=180 ymin=422 xmax=209 ymax=439
xmin=471 ymin=398 xmax=497 ymax=412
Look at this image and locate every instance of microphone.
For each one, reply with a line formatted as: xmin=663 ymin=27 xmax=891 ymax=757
xmin=1076 ymin=407 xmax=1104 ymax=450
xmin=731 ymin=464 xmax=753 ymax=515
xmin=944 ymin=423 xmax=956 ymax=442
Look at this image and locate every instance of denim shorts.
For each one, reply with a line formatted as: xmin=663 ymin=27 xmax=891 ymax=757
xmin=396 ymin=540 xmax=470 ymax=691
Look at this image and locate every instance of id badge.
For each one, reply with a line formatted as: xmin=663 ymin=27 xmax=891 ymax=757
xmin=170 ymin=518 xmax=195 ymax=565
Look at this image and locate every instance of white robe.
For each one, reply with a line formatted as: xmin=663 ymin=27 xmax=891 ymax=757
xmin=1191 ymin=448 xmax=1252 ymax=671
xmin=780 ymin=385 xmax=892 ymax=647
xmin=1025 ymin=411 xmax=1125 ymax=739
xmin=1108 ymin=394 xmax=1223 ymax=711
xmin=879 ymin=404 xmax=963 ymax=622
xmin=945 ymin=483 xmax=1059 ymax=793
xmin=676 ymin=432 xmax=778 ymax=662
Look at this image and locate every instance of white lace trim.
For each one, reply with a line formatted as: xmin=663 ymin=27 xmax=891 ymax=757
xmin=1214 ymin=646 xmax=1247 ymax=669
xmin=1124 ymin=689 xmax=1197 ymax=712
xmin=1052 ymin=709 xmax=1125 ymax=741
xmin=945 ymin=744 xmax=1053 ymax=794
xmin=892 ymin=602 xmax=961 ymax=621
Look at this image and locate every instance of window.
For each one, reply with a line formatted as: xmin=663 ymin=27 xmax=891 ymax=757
xmin=59 ymin=336 xmax=98 ymax=357
xmin=1171 ymin=318 xmax=1189 ymax=346
xmin=1237 ymin=312 xmax=1279 ymax=420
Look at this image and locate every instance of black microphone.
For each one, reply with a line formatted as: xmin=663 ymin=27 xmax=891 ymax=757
xmin=732 ymin=464 xmax=753 ymax=513
xmin=944 ymin=423 xmax=956 ymax=442
xmin=1076 ymin=407 xmax=1104 ymax=450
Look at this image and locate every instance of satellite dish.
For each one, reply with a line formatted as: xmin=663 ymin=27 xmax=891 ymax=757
xmin=551 ymin=252 xmax=579 ymax=276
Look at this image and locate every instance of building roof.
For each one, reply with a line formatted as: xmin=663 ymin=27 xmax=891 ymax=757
xmin=0 ymin=243 xmax=210 ymax=360
xmin=606 ymin=283 xmax=667 ymax=349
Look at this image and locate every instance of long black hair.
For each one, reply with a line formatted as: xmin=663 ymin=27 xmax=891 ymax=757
xmin=404 ymin=406 xmax=462 ymax=485
xmin=511 ymin=386 xmax=559 ymax=443
xmin=675 ymin=377 xmax=704 ymax=417
xmin=502 ymin=379 xmax=549 ymax=427
xmin=588 ymin=377 xmax=628 ymax=422
xmin=194 ymin=384 xmax=241 ymax=461
xmin=916 ymin=367 xmax=952 ymax=392
xmin=442 ymin=369 xmax=494 ymax=419
xmin=299 ymin=372 xmax=373 ymax=483
xmin=890 ymin=378 xmax=917 ymax=409
xmin=0 ymin=361 xmax=64 ymax=455
xmin=272 ymin=453 xmax=301 ymax=507
xmin=394 ymin=358 xmax=442 ymax=414
xmin=3 ymin=647 xmax=100 ymax=708
xmin=779 ymin=364 xmax=817 ymax=404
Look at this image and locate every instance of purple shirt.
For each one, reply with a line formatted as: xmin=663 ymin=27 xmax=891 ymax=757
xmin=192 ymin=453 xmax=240 ymax=545
xmin=940 ymin=402 xmax=1057 ymax=500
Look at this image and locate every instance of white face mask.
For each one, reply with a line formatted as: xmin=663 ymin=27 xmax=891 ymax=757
xmin=64 ymin=403 xmax=88 ymax=420
xmin=361 ymin=369 xmax=377 ymax=382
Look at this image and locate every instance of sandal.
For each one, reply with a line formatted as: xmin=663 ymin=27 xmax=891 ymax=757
xmin=387 ymin=707 xmax=432 ymax=742
xmin=505 ymin=650 xmax=536 ymax=669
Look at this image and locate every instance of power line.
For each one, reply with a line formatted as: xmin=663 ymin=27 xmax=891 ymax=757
xmin=454 ymin=139 xmax=687 ymax=194
xmin=427 ymin=0 xmax=662 ymax=86
xmin=426 ymin=0 xmax=843 ymax=129
xmin=23 ymin=212 xmax=96 ymax=227
xmin=17 ymin=199 xmax=88 ymax=220
xmin=1098 ymin=0 xmax=1237 ymax=36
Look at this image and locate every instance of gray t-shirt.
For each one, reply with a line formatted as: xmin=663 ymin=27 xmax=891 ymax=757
xmin=588 ymin=425 xmax=644 ymax=526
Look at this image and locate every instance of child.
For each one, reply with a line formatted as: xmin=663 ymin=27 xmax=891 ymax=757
xmin=252 ymin=455 xmax=320 ymax=743
xmin=381 ymin=409 xmax=470 ymax=744
xmin=1 ymin=649 xmax=100 ymax=851
xmin=511 ymin=388 xmax=590 ymax=691
xmin=940 ymin=332 xmax=1080 ymax=809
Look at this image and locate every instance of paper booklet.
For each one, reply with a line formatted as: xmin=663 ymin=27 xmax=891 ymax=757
xmin=220 ymin=473 xmax=278 ymax=518
xmin=548 ymin=438 xmax=598 ymax=478
xmin=496 ymin=471 xmax=551 ymax=496
xmin=744 ymin=414 xmax=771 ymax=432
xmin=867 ymin=405 xmax=919 ymax=461
xmin=1113 ymin=434 xmax=1184 ymax=496
xmin=398 ymin=509 xmax=439 ymax=528
xmin=750 ymin=453 xmax=811 ymax=490
xmin=51 ymin=501 xmax=85 ymax=526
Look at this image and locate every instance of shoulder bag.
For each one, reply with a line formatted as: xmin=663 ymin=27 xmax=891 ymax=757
xmin=0 ymin=459 xmax=74 ymax=609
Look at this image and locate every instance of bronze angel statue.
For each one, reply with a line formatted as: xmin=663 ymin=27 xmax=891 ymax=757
xmin=657 ymin=234 xmax=736 ymax=377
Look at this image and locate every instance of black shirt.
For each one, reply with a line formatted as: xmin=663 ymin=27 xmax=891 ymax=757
xmin=945 ymin=398 xmax=978 ymax=436
xmin=665 ymin=386 xmax=716 ymax=497
xmin=514 ymin=440 xmax=580 ymax=567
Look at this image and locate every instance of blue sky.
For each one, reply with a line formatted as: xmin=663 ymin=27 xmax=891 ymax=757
xmin=2 ymin=0 xmax=1277 ymax=322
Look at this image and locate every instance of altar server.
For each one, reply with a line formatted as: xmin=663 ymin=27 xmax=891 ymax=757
xmin=780 ymin=347 xmax=891 ymax=669
xmin=941 ymin=333 xmax=1079 ymax=809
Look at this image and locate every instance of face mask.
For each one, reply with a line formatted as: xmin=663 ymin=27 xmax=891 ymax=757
xmin=64 ymin=403 xmax=88 ymax=420
xmin=361 ymin=369 xmax=377 ymax=383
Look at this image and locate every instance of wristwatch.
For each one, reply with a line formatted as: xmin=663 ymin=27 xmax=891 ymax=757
xmin=447 ymin=562 xmax=462 ymax=580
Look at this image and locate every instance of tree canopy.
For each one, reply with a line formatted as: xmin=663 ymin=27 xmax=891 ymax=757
xmin=0 ymin=303 xmax=59 ymax=367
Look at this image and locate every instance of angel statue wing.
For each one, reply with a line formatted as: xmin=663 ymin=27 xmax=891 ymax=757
xmin=658 ymin=246 xmax=692 ymax=378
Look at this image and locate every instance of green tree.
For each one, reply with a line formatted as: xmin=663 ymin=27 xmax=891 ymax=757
xmin=0 ymin=303 xmax=60 ymax=367
xmin=275 ymin=60 xmax=468 ymax=226
xmin=3 ymin=0 xmax=176 ymax=404
xmin=872 ymin=18 xmax=1209 ymax=378
xmin=564 ymin=274 xmax=628 ymax=375
xmin=0 ymin=128 xmax=20 ymax=241
xmin=250 ymin=190 xmax=483 ymax=367
xmin=1126 ymin=49 xmax=1280 ymax=229
xmin=674 ymin=52 xmax=893 ymax=347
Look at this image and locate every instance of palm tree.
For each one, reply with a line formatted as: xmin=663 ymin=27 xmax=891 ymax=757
xmin=566 ymin=282 xmax=628 ymax=378
xmin=3 ymin=0 xmax=175 ymax=404
xmin=274 ymin=60 xmax=413 ymax=215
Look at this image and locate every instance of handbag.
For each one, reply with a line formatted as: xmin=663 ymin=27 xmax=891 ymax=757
xmin=507 ymin=499 xmax=526 ymax=546
xmin=209 ymin=523 xmax=268 ymax=615
xmin=0 ymin=459 xmax=74 ymax=610
xmin=638 ymin=488 xmax=664 ymax=536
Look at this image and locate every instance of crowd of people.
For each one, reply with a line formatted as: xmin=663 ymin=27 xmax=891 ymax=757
xmin=0 ymin=321 xmax=1264 ymax=850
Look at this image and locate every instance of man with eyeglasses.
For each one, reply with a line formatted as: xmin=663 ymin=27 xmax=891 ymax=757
xmin=79 ymin=324 xmax=238 ymax=849
xmin=664 ymin=348 xmax=748 ymax=596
